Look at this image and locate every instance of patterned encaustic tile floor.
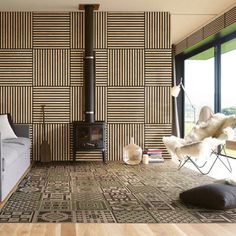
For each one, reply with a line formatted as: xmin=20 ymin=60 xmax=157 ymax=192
xmin=1 ymin=161 xmax=236 ymax=223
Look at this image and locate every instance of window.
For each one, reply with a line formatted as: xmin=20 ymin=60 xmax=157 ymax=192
xmin=221 ymin=38 xmax=236 ymax=157
xmin=184 ymin=47 xmax=215 ymax=135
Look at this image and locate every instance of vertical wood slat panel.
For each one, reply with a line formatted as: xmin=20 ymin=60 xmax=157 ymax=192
xmin=94 ymin=12 xmax=107 ymax=49
xmin=0 ymin=87 xmax=32 ymax=123
xmin=70 ymin=86 xmax=84 ymax=122
xmin=70 ymin=12 xmax=84 ymax=49
xmin=33 ymin=124 xmax=70 ymax=161
xmin=0 ymin=12 xmax=32 ymax=49
xmin=0 ymin=10 xmax=172 ymax=161
xmin=108 ymin=124 xmax=144 ymax=161
xmin=145 ymin=86 xmax=172 ymax=124
xmin=108 ymin=49 xmax=144 ymax=86
xmin=145 ymin=12 xmax=170 ymax=49
xmin=33 ymin=49 xmax=70 ymax=86
xmin=95 ymin=86 xmax=107 ymax=122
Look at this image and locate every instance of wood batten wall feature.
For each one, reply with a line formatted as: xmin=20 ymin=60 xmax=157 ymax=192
xmin=0 ymin=50 xmax=32 ymax=86
xmin=71 ymin=12 xmax=84 ymax=49
xmin=33 ymin=49 xmax=70 ymax=86
xmin=0 ymin=11 xmax=172 ymax=161
xmin=203 ymin=15 xmax=224 ymax=39
xmin=33 ymin=124 xmax=70 ymax=161
xmin=33 ymin=87 xmax=70 ymax=123
xmin=70 ymin=50 xmax=84 ymax=86
xmin=107 ymin=87 xmax=145 ymax=123
xmin=145 ymin=49 xmax=172 ymax=86
xmin=175 ymin=6 xmax=236 ymax=55
xmin=108 ymin=49 xmax=144 ymax=86
xmin=225 ymin=6 xmax=236 ymax=27
xmin=145 ymin=86 xmax=171 ymax=124
xmin=95 ymin=86 xmax=107 ymax=122
xmin=107 ymin=12 xmax=145 ymax=48
xmin=95 ymin=50 xmax=108 ymax=86
xmin=108 ymin=124 xmax=144 ymax=161
xmin=145 ymin=12 xmax=170 ymax=49
xmin=145 ymin=124 xmax=172 ymax=158
xmin=94 ymin=12 xmax=107 ymax=49
xmin=70 ymin=86 xmax=84 ymax=122
xmin=0 ymin=86 xmax=32 ymax=123
xmin=33 ymin=13 xmax=70 ymax=49
xmin=0 ymin=12 xmax=32 ymax=49
xmin=187 ymin=29 xmax=204 ymax=48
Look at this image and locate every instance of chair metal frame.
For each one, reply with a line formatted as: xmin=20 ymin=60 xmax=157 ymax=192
xmin=178 ymin=145 xmax=232 ymax=175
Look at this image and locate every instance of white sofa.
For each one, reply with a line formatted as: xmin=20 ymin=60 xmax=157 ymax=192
xmin=0 ymin=124 xmax=31 ymax=202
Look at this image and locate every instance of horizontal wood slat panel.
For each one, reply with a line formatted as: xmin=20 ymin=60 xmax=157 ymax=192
xmin=96 ymin=50 xmax=108 ymax=86
xmin=33 ymin=12 xmax=70 ymax=49
xmin=107 ymin=87 xmax=145 ymax=123
xmin=0 ymin=12 xmax=32 ymax=49
xmin=0 ymin=10 xmax=171 ymax=161
xmin=145 ymin=124 xmax=172 ymax=158
xmin=33 ymin=87 xmax=70 ymax=123
xmin=107 ymin=12 xmax=145 ymax=48
xmin=0 ymin=50 xmax=32 ymax=86
xmin=70 ymin=50 xmax=84 ymax=86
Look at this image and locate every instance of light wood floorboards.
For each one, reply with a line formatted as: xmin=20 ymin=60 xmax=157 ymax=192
xmin=0 ymin=223 xmax=236 ymax=236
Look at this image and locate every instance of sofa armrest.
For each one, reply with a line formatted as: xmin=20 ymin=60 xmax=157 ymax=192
xmin=12 ymin=124 xmax=30 ymax=138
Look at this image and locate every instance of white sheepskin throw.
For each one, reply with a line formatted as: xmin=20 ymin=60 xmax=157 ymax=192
xmin=185 ymin=113 xmax=236 ymax=143
xmin=163 ymin=112 xmax=236 ymax=161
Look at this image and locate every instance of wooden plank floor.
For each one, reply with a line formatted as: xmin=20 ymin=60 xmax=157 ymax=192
xmin=0 ymin=223 xmax=236 ymax=236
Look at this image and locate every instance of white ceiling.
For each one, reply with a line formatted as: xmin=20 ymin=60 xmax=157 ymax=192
xmin=1 ymin=0 xmax=236 ymax=44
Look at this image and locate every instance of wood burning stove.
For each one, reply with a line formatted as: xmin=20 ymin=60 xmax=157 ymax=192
xmin=73 ymin=121 xmax=106 ymax=162
xmin=73 ymin=4 xmax=107 ymax=162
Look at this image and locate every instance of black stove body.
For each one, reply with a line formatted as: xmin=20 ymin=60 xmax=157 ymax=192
xmin=73 ymin=4 xmax=107 ymax=162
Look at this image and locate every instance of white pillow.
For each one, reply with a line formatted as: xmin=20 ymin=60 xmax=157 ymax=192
xmin=0 ymin=114 xmax=17 ymax=139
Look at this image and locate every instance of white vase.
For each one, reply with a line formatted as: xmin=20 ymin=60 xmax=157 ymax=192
xmin=123 ymin=137 xmax=142 ymax=165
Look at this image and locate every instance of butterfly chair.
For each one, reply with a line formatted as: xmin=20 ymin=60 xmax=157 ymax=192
xmin=163 ymin=106 xmax=236 ymax=175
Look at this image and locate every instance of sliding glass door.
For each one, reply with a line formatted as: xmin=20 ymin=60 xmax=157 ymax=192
xmin=221 ymin=38 xmax=236 ymax=157
xmin=184 ymin=47 xmax=215 ymax=135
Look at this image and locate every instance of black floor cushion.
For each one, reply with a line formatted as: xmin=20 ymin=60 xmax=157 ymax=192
xmin=180 ymin=183 xmax=236 ymax=210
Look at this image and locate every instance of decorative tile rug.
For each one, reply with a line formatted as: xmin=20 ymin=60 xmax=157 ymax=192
xmin=1 ymin=161 xmax=236 ymax=223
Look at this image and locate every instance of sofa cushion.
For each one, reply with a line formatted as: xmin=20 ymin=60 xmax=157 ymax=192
xmin=180 ymin=183 xmax=236 ymax=210
xmin=2 ymin=137 xmax=31 ymax=169
xmin=0 ymin=114 xmax=17 ymax=139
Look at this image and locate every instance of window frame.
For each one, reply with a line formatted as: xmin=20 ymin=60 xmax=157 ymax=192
xmin=175 ymin=31 xmax=236 ymax=138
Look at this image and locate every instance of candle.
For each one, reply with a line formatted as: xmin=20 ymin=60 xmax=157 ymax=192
xmin=142 ymin=154 xmax=149 ymax=164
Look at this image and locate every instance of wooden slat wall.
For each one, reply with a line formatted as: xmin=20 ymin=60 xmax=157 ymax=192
xmin=175 ymin=5 xmax=236 ymax=55
xmin=0 ymin=12 xmax=32 ymax=49
xmin=0 ymin=11 xmax=172 ymax=161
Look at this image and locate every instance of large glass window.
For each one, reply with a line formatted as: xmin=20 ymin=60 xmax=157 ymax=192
xmin=184 ymin=47 xmax=215 ymax=135
xmin=221 ymin=38 xmax=236 ymax=158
